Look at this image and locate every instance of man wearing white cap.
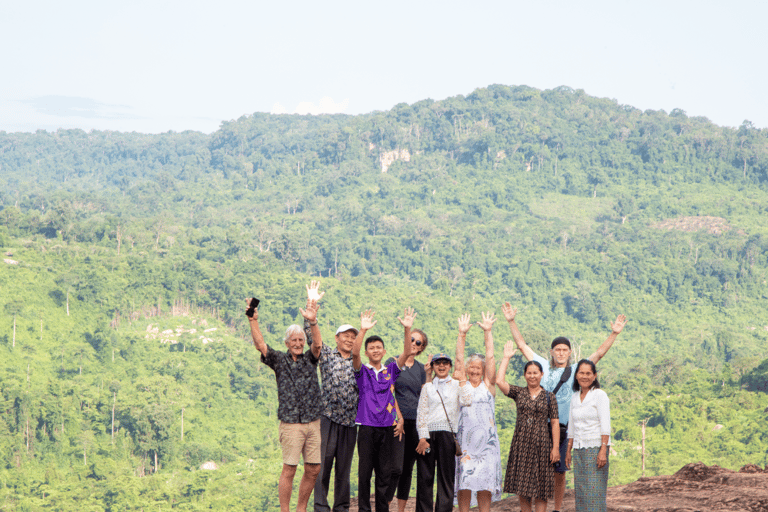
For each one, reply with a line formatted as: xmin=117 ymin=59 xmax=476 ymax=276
xmin=302 ymin=282 xmax=360 ymax=512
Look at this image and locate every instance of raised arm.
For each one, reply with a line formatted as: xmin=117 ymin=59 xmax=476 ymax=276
xmin=246 ymin=299 xmax=268 ymax=357
xmin=300 ymin=299 xmax=321 ymax=358
xmin=397 ymin=307 xmax=417 ymax=368
xmin=478 ymin=311 xmax=497 ymax=392
xmin=502 ymin=302 xmax=535 ymax=361
xmin=455 ymin=313 xmax=473 ymax=374
xmin=588 ymin=314 xmax=627 ymax=364
xmin=495 ymin=339 xmax=517 ymax=396
xmin=303 ymin=281 xmax=324 ymax=348
xmin=352 ymin=309 xmax=377 ymax=371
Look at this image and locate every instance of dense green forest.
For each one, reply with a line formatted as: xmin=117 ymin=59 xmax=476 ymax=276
xmin=1 ymin=84 xmax=767 ymax=510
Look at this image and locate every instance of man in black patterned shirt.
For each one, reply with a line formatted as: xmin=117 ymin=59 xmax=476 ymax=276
xmin=248 ymin=296 xmax=322 ymax=512
xmin=302 ymin=282 xmax=360 ymax=512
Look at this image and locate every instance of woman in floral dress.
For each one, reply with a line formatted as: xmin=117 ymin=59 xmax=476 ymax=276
xmin=496 ymin=341 xmax=560 ymax=512
xmin=453 ymin=312 xmax=502 ymax=512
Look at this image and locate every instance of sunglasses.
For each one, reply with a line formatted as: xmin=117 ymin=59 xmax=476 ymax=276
xmin=411 ymin=337 xmax=422 ymax=346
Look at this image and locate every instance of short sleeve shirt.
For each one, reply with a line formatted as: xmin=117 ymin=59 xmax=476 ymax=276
xmin=304 ymin=321 xmax=360 ymax=427
xmin=386 ymin=357 xmax=425 ymax=420
xmin=533 ymin=353 xmax=578 ymax=425
xmin=355 ymin=360 xmax=401 ymax=427
xmin=261 ymin=345 xmax=322 ymax=424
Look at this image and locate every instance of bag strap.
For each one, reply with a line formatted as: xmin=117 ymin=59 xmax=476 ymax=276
xmin=434 ymin=382 xmax=456 ymax=433
xmin=552 ymin=365 xmax=572 ymax=396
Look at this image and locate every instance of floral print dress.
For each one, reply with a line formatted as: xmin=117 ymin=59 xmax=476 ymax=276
xmin=502 ymin=385 xmax=559 ymax=500
xmin=454 ymin=381 xmax=502 ymax=506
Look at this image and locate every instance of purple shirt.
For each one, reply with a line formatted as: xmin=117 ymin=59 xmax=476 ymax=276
xmin=355 ymin=360 xmax=401 ymax=427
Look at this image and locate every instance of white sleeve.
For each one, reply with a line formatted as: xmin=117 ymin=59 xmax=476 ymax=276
xmin=417 ymin=384 xmax=431 ymax=439
xmin=597 ymin=390 xmax=611 ymax=436
xmin=459 ymin=383 xmax=473 ymax=407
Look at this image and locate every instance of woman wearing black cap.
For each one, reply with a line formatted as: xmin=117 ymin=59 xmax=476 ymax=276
xmin=415 ymin=350 xmax=471 ymax=512
xmin=501 ymin=303 xmax=626 ymax=512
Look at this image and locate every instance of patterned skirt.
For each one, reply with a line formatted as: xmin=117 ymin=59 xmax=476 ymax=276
xmin=573 ymin=447 xmax=609 ymax=512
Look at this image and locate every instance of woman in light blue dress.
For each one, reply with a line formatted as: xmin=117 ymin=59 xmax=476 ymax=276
xmin=454 ymin=312 xmax=502 ymax=512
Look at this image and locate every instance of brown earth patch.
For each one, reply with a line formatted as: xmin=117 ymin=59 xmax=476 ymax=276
xmin=350 ymin=463 xmax=768 ymax=512
xmin=653 ymin=216 xmax=731 ymax=235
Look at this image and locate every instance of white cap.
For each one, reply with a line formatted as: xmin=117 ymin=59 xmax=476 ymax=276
xmin=335 ymin=324 xmax=359 ymax=335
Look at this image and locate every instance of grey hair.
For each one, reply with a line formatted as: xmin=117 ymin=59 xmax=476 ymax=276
xmin=284 ymin=324 xmax=306 ymax=343
xmin=466 ymin=353 xmax=486 ymax=372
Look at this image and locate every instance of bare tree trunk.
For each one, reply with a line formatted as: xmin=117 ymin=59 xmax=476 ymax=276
xmin=154 ymin=451 xmax=158 ymax=473
xmin=116 ymin=224 xmax=123 ymax=256
xmin=66 ymin=291 xmax=70 ymax=316
xmin=641 ymin=418 xmax=648 ymax=477
xmin=112 ymin=393 xmax=116 ymax=443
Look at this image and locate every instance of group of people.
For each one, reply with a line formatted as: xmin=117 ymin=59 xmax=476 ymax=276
xmin=247 ymin=282 xmax=627 ymax=512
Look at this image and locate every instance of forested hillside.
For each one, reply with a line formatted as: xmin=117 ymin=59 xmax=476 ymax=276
xmin=1 ymin=84 xmax=767 ymax=511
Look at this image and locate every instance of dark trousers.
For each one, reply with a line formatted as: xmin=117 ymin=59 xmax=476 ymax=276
xmin=357 ymin=425 xmax=397 ymax=512
xmin=416 ymin=431 xmax=456 ymax=512
xmin=388 ymin=419 xmax=419 ymax=501
xmin=315 ymin=416 xmax=358 ymax=512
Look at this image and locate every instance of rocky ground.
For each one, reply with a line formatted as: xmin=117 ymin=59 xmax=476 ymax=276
xmin=350 ymin=463 xmax=768 ymax=512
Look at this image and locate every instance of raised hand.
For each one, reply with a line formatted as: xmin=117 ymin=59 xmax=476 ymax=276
xmin=300 ymin=300 xmax=318 ymax=322
xmin=457 ymin=313 xmax=472 ymax=335
xmin=425 ymin=354 xmax=433 ymax=377
xmin=360 ymin=309 xmax=377 ymax=331
xmin=398 ymin=307 xmax=417 ymax=329
xmin=503 ymin=339 xmax=517 ymax=359
xmin=306 ymin=280 xmax=325 ymax=302
xmin=245 ymin=298 xmax=259 ymax=321
xmin=501 ymin=302 xmax=517 ymax=322
xmin=611 ymin=314 xmax=627 ymax=334
xmin=478 ymin=311 xmax=496 ymax=331
xmin=454 ymin=366 xmax=466 ymax=382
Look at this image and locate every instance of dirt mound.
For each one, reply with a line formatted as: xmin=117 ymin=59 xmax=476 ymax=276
xmin=739 ymin=463 xmax=766 ymax=473
xmin=674 ymin=461 xmax=733 ymax=481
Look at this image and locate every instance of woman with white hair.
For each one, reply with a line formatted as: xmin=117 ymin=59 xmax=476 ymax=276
xmin=453 ymin=312 xmax=502 ymax=512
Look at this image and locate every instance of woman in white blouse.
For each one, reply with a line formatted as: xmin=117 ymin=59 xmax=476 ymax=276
xmin=565 ymin=359 xmax=610 ymax=512
xmin=415 ymin=353 xmax=471 ymax=512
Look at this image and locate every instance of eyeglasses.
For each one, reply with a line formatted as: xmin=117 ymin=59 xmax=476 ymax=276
xmin=433 ymin=360 xmax=451 ymax=366
xmin=411 ymin=337 xmax=422 ymax=346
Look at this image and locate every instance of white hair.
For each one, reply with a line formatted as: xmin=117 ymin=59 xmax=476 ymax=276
xmin=466 ymin=353 xmax=486 ymax=373
xmin=284 ymin=324 xmax=306 ymax=343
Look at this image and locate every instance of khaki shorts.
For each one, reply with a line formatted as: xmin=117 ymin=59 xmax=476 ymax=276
xmin=279 ymin=418 xmax=321 ymax=465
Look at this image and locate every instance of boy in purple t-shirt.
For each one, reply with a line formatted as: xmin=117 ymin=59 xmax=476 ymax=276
xmin=353 ymin=308 xmax=415 ymax=512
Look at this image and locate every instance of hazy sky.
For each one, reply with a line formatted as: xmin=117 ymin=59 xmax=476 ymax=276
xmin=2 ymin=0 xmax=766 ymax=134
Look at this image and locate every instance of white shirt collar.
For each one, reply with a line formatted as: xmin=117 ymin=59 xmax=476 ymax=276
xmin=365 ymin=363 xmax=387 ymax=377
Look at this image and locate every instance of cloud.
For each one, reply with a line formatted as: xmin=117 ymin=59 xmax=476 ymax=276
xmin=270 ymin=102 xmax=287 ymax=114
xmin=293 ymin=97 xmax=350 ymax=115
xmin=20 ymin=95 xmax=133 ymax=119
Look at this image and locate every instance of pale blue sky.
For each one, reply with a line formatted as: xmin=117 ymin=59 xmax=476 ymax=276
xmin=2 ymin=0 xmax=766 ymax=134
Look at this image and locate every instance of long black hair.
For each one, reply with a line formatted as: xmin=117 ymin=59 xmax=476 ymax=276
xmin=572 ymin=359 xmax=600 ymax=391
